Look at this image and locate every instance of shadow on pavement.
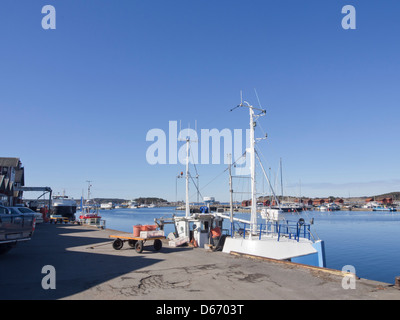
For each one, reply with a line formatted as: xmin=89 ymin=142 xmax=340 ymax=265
xmin=0 ymin=224 xmax=167 ymax=299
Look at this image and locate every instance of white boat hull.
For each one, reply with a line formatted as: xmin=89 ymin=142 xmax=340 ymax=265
xmin=223 ymin=236 xmax=325 ymax=267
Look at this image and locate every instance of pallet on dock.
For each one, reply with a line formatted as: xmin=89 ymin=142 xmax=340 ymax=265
xmin=49 ymin=215 xmax=69 ymax=224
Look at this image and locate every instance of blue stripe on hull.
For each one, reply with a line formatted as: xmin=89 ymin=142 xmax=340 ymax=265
xmin=291 ymin=240 xmax=326 ymax=268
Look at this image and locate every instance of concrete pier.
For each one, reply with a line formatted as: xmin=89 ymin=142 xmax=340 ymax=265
xmin=1 ymin=223 xmax=399 ymax=300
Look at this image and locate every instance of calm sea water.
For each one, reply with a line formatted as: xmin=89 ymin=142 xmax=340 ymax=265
xmin=87 ymin=208 xmax=400 ymax=284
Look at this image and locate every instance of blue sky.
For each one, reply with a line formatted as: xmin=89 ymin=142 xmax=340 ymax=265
xmin=1 ymin=0 xmax=400 ymax=202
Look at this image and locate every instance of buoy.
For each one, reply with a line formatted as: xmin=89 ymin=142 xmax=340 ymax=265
xmin=140 ymin=225 xmax=157 ymax=231
xmin=133 ymin=225 xmax=142 ymax=237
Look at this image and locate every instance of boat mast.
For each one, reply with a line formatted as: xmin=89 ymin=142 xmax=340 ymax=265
xmin=249 ymin=107 xmax=257 ymax=234
xmin=185 ymin=138 xmax=190 ymax=218
xmin=230 ymin=94 xmax=266 ymax=234
xmin=80 ymin=189 xmax=84 ymax=214
xmin=86 ymin=180 xmax=92 ymax=201
xmin=228 ymin=153 xmax=234 ymax=226
xmin=280 ymin=158 xmax=283 ymax=201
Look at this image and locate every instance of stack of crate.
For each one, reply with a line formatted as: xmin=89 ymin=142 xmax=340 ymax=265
xmin=168 ymin=236 xmax=189 ymax=247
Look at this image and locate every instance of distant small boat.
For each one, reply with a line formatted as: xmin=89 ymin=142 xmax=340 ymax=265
xmin=373 ymin=206 xmax=396 ymax=212
xmin=319 ymin=205 xmax=327 ymax=212
xmin=275 ymin=203 xmax=303 ymax=212
xmin=129 ymin=200 xmax=138 ymax=208
xmin=100 ymin=202 xmax=113 ymax=210
xmin=326 ymin=203 xmax=340 ymax=211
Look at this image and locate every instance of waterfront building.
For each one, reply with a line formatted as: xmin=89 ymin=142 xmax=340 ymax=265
xmin=0 ymin=157 xmax=24 ymax=206
xmin=366 ymin=197 xmax=393 ymax=205
xmin=312 ymin=198 xmax=325 ymax=206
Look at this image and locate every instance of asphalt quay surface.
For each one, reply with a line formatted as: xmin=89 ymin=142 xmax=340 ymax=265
xmin=1 ymin=223 xmax=400 ymax=300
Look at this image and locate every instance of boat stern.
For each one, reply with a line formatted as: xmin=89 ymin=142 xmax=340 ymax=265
xmin=291 ymin=240 xmax=326 ymax=268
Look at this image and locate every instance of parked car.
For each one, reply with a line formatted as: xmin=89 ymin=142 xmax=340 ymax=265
xmin=8 ymin=207 xmax=43 ymax=224
xmin=0 ymin=205 xmax=36 ymax=255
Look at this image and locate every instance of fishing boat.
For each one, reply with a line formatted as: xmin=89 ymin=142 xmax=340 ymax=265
xmin=221 ymin=98 xmax=326 ymax=268
xmin=51 ymin=193 xmax=77 ymax=221
xmin=156 ymin=96 xmax=326 ymax=268
xmin=78 ymin=183 xmax=106 ymax=228
xmin=155 ymin=137 xmax=226 ymax=249
xmin=79 ymin=199 xmax=106 ymax=228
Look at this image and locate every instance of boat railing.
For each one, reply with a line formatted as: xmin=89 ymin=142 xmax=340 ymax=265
xmin=231 ymin=220 xmax=313 ymax=242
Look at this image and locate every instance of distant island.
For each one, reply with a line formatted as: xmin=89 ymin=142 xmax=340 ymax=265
xmin=133 ymin=197 xmax=168 ymax=205
xmin=258 ymin=191 xmax=400 ymax=204
xmin=88 ymin=192 xmax=400 ymax=206
xmin=370 ymin=192 xmax=400 ymax=200
xmin=89 ymin=197 xmax=169 ymax=205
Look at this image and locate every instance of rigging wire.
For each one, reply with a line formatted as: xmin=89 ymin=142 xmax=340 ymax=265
xmin=187 ymin=151 xmax=248 ymax=200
